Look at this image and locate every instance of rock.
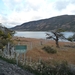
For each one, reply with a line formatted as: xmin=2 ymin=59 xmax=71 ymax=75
xmin=0 ymin=59 xmax=34 ymax=75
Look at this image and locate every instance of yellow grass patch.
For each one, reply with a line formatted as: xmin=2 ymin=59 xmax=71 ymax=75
xmin=12 ymin=37 xmax=75 ymax=65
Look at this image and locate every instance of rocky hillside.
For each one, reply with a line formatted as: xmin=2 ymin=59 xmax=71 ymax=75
xmin=0 ymin=23 xmax=12 ymax=34
xmin=11 ymin=15 xmax=75 ymax=31
xmin=0 ymin=59 xmax=34 ymax=75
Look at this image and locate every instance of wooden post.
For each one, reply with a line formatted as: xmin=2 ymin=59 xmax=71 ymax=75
xmin=24 ymin=53 xmax=26 ymax=65
xmin=16 ymin=53 xmax=19 ymax=65
xmin=25 ymin=56 xmax=28 ymax=65
xmin=39 ymin=57 xmax=42 ymax=64
xmin=40 ymin=41 xmax=42 ymax=45
xmin=3 ymin=48 xmax=6 ymax=57
xmin=30 ymin=42 xmax=32 ymax=50
xmin=8 ymin=42 xmax=10 ymax=56
xmin=0 ymin=49 xmax=2 ymax=56
xmin=11 ymin=47 xmax=15 ymax=58
xmin=30 ymin=57 xmax=32 ymax=65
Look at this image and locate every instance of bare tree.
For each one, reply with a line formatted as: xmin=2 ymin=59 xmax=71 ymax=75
xmin=46 ymin=29 xmax=65 ymax=48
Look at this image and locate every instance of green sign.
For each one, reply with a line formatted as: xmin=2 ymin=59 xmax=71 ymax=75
xmin=15 ymin=45 xmax=27 ymax=53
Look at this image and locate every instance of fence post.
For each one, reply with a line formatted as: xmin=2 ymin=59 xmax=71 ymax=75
xmin=30 ymin=57 xmax=32 ymax=65
xmin=39 ymin=57 xmax=42 ymax=64
xmin=0 ymin=49 xmax=2 ymax=56
xmin=26 ymin=56 xmax=28 ymax=65
xmin=30 ymin=42 xmax=32 ymax=50
xmin=8 ymin=42 xmax=10 ymax=56
xmin=24 ymin=53 xmax=26 ymax=65
xmin=12 ymin=47 xmax=15 ymax=58
xmin=16 ymin=53 xmax=19 ymax=65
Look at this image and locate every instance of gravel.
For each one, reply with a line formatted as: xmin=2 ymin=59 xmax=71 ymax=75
xmin=0 ymin=59 xmax=34 ymax=75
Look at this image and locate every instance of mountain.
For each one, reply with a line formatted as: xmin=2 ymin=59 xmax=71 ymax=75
xmin=11 ymin=15 xmax=75 ymax=31
xmin=0 ymin=23 xmax=13 ymax=34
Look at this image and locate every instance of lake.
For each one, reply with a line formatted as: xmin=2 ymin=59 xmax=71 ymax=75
xmin=14 ymin=31 xmax=74 ymax=39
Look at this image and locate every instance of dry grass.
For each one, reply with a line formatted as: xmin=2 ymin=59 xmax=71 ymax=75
xmin=12 ymin=36 xmax=75 ymax=65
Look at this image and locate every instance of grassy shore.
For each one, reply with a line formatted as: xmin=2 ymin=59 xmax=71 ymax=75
xmin=12 ymin=36 xmax=75 ymax=65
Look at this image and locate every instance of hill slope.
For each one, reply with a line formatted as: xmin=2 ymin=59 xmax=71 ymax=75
xmin=0 ymin=23 xmax=12 ymax=33
xmin=11 ymin=15 xmax=75 ymax=31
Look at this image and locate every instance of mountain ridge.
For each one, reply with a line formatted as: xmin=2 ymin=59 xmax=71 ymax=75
xmin=11 ymin=15 xmax=75 ymax=31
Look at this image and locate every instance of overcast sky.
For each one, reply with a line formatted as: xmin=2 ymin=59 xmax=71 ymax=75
xmin=0 ymin=0 xmax=75 ymax=28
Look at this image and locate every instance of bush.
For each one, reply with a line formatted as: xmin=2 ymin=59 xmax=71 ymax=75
xmin=0 ymin=55 xmax=75 ymax=75
xmin=53 ymin=61 xmax=73 ymax=75
xmin=24 ymin=61 xmax=74 ymax=75
xmin=42 ymin=46 xmax=57 ymax=54
xmin=0 ymin=56 xmax=16 ymax=64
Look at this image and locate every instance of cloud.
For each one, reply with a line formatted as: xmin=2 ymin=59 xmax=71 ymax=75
xmin=54 ymin=0 xmax=69 ymax=11
xmin=2 ymin=0 xmax=54 ymax=27
xmin=54 ymin=0 xmax=75 ymax=13
xmin=1 ymin=0 xmax=75 ymax=28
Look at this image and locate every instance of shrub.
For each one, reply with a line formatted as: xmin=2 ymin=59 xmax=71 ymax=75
xmin=42 ymin=46 xmax=57 ymax=54
xmin=24 ymin=61 xmax=74 ymax=75
xmin=54 ymin=61 xmax=73 ymax=75
xmin=0 ymin=55 xmax=75 ymax=75
xmin=0 ymin=56 xmax=16 ymax=64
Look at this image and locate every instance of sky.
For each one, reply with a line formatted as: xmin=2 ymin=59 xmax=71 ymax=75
xmin=0 ymin=0 xmax=75 ymax=28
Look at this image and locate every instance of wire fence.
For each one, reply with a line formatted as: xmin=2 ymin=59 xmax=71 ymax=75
xmin=0 ymin=47 xmax=53 ymax=66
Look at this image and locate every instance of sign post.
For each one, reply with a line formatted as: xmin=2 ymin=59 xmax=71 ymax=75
xmin=14 ymin=45 xmax=27 ymax=65
xmin=15 ymin=45 xmax=27 ymax=53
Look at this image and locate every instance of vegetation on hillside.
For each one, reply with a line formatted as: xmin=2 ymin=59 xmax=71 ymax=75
xmin=0 ymin=24 xmax=14 ymax=50
xmin=0 ymin=35 xmax=75 ymax=75
xmin=11 ymin=15 xmax=75 ymax=31
xmin=25 ymin=61 xmax=75 ymax=75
